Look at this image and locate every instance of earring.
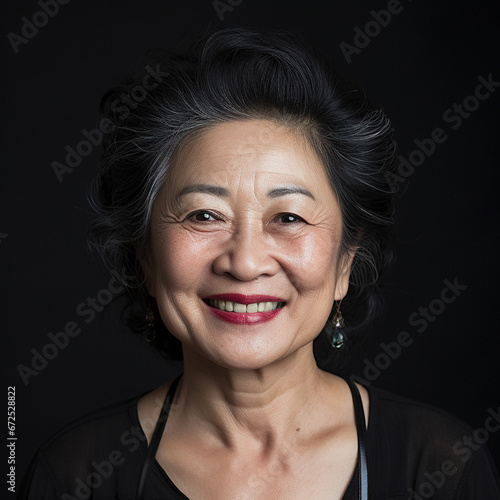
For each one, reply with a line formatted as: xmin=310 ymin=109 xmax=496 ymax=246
xmin=144 ymin=304 xmax=156 ymax=342
xmin=330 ymin=304 xmax=344 ymax=349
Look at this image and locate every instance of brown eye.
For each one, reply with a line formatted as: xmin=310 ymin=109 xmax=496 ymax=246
xmin=279 ymin=213 xmax=303 ymax=224
xmin=194 ymin=212 xmax=213 ymax=222
xmin=186 ymin=210 xmax=222 ymax=223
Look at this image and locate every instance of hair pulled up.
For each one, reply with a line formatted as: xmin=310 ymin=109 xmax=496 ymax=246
xmin=88 ymin=27 xmax=397 ymax=368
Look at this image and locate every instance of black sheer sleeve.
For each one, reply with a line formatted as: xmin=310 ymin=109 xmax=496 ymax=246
xmin=365 ymin=385 xmax=500 ymax=499
xmin=18 ymin=450 xmax=65 ymax=499
xmin=18 ymin=385 xmax=500 ymax=499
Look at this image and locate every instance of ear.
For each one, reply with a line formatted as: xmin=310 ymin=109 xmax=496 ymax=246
xmin=333 ymin=250 xmax=355 ymax=301
xmin=135 ymin=243 xmax=157 ymax=298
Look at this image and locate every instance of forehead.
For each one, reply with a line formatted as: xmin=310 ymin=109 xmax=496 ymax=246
xmin=165 ymin=119 xmax=333 ymax=193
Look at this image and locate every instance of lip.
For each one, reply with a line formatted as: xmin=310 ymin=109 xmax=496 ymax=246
xmin=202 ymin=294 xmax=286 ymax=325
xmin=203 ymin=294 xmax=286 ymax=304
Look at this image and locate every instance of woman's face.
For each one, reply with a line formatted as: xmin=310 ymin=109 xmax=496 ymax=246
xmin=144 ymin=119 xmax=352 ymax=369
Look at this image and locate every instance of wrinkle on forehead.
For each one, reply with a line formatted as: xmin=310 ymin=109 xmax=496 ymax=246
xmin=175 ymin=121 xmax=324 ymax=176
xmin=160 ymin=118 xmax=339 ymax=214
xmin=173 ymin=118 xmax=319 ymax=168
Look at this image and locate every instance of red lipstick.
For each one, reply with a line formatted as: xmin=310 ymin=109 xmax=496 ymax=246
xmin=203 ymin=294 xmax=286 ymax=325
xmin=204 ymin=294 xmax=285 ymax=304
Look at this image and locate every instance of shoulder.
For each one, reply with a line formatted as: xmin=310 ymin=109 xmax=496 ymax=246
xmin=363 ymin=383 xmax=500 ymax=499
xmin=366 ymin=384 xmax=475 ymax=442
xmin=20 ymin=394 xmax=150 ymax=499
xmin=41 ymin=394 xmax=144 ymax=460
xmin=365 ymin=383 xmax=485 ymax=460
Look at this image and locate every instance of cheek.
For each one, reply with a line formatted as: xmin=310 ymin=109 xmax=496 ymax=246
xmin=151 ymin=224 xmax=340 ymax=298
xmin=277 ymin=231 xmax=340 ymax=336
xmin=152 ymin=227 xmax=212 ymax=293
xmin=280 ymin=231 xmax=339 ymax=293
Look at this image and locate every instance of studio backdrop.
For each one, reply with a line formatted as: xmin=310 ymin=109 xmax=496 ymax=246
xmin=2 ymin=0 xmax=499 ymax=494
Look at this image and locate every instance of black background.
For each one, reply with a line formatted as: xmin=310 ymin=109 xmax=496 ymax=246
xmin=2 ymin=0 xmax=500 ymax=493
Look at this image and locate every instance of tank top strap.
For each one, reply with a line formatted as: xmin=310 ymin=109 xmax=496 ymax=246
xmin=136 ymin=373 xmax=183 ymax=500
xmin=137 ymin=374 xmax=367 ymax=500
xmin=344 ymin=377 xmax=368 ymax=500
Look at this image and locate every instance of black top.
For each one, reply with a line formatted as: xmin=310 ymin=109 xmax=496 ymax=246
xmin=19 ymin=381 xmax=500 ymax=499
xmin=136 ymin=376 xmax=366 ymax=500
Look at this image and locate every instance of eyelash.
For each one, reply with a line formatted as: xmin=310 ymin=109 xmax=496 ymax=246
xmin=276 ymin=213 xmax=304 ymax=224
xmin=186 ymin=210 xmax=305 ymax=225
xmin=186 ymin=210 xmax=222 ymax=223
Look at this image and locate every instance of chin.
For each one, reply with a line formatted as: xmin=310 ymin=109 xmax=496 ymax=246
xmin=213 ymin=351 xmax=280 ymax=372
xmin=189 ymin=338 xmax=307 ymax=373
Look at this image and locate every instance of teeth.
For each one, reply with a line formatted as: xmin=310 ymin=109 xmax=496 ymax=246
xmin=234 ymin=302 xmax=246 ymax=313
xmin=208 ymin=299 xmax=283 ymax=313
xmin=247 ymin=303 xmax=258 ymax=313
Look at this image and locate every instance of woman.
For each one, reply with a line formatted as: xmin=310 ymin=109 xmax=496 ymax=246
xmin=20 ymin=28 xmax=499 ymax=499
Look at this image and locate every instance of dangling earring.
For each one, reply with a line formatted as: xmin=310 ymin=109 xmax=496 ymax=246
xmin=144 ymin=304 xmax=156 ymax=342
xmin=330 ymin=302 xmax=344 ymax=349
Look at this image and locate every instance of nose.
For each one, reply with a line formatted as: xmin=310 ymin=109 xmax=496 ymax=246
xmin=212 ymin=222 xmax=280 ymax=281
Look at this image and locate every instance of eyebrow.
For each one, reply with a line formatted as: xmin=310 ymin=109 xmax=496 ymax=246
xmin=177 ymin=184 xmax=230 ymax=198
xmin=177 ymin=184 xmax=315 ymax=200
xmin=267 ymin=186 xmax=315 ymax=200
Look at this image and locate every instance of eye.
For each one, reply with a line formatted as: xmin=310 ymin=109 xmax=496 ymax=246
xmin=276 ymin=213 xmax=305 ymax=224
xmin=186 ymin=210 xmax=221 ymax=222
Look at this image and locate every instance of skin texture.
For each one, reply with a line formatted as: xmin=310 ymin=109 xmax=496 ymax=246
xmin=138 ymin=119 xmax=369 ymax=499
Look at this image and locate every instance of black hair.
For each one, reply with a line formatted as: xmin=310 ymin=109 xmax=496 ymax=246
xmin=88 ymin=27 xmax=397 ymax=368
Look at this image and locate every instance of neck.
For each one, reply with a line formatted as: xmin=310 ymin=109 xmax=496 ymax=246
xmin=176 ymin=345 xmax=330 ymax=452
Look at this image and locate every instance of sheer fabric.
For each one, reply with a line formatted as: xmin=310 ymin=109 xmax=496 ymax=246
xmin=19 ymin=383 xmax=500 ymax=499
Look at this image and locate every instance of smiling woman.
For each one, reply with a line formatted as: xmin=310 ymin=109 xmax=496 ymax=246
xmin=143 ymin=120 xmax=349 ymax=371
xmin=19 ymin=27 xmax=500 ymax=500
